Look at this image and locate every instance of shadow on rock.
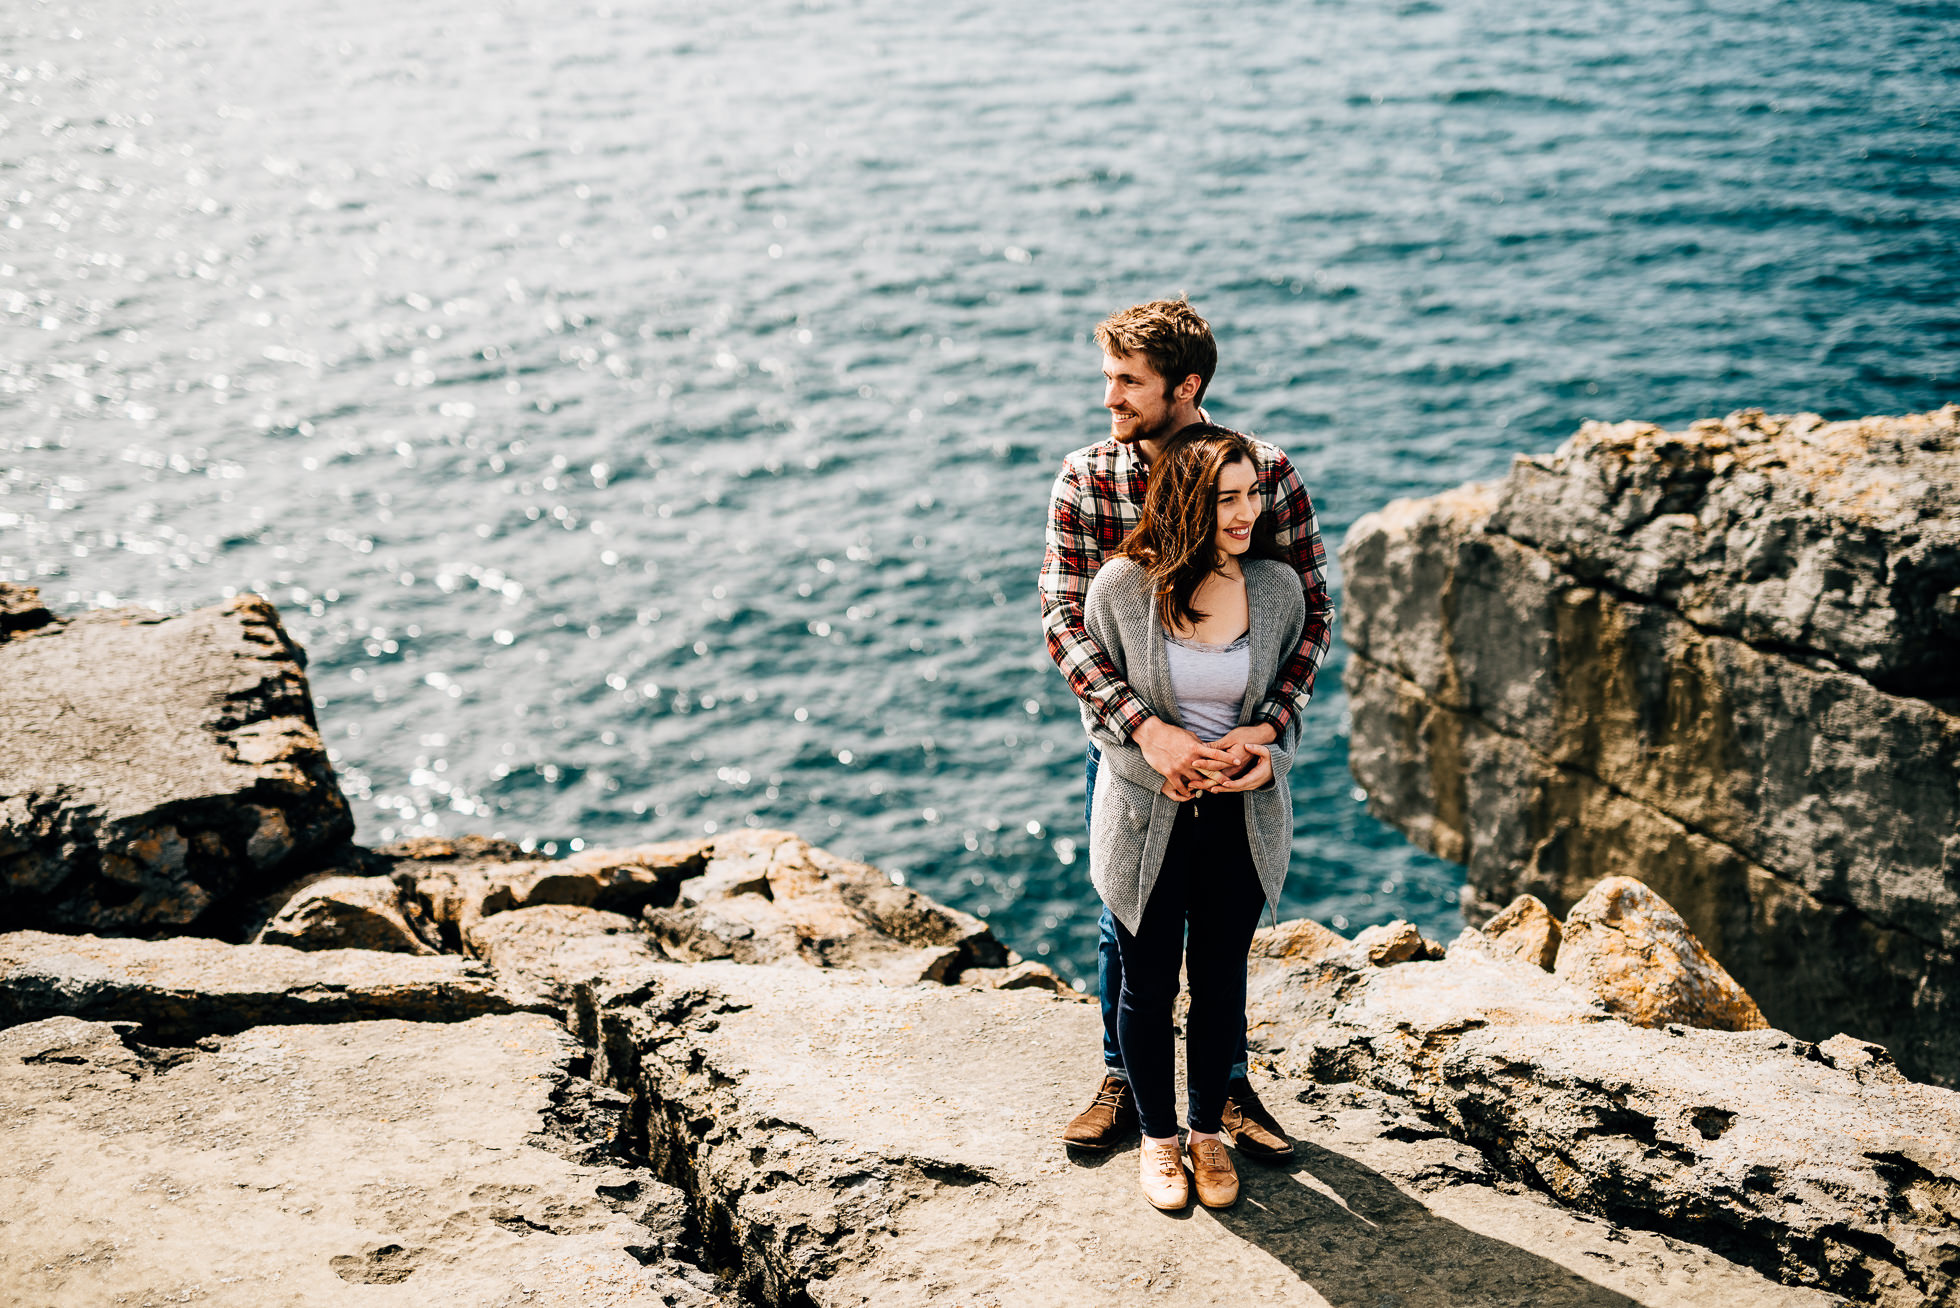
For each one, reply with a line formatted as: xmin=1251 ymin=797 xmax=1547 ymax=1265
xmin=1214 ymin=1140 xmax=1638 ymax=1308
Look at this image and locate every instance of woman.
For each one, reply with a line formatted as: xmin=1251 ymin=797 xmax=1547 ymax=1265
xmin=1079 ymin=426 xmax=1305 ymax=1212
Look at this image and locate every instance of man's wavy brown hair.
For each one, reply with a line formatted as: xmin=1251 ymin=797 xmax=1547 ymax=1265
xmin=1116 ymin=426 xmax=1285 ymax=632
xmin=1094 ymin=298 xmax=1217 ymax=404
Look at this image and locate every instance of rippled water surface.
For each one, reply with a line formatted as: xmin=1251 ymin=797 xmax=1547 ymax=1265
xmin=5 ymin=0 xmax=1956 ymax=983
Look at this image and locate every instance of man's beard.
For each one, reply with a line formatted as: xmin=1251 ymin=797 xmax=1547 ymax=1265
xmin=1111 ymin=403 xmax=1178 ymax=445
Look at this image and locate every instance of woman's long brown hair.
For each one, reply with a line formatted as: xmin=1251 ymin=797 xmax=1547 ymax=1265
xmin=1116 ymin=425 xmax=1285 ymax=632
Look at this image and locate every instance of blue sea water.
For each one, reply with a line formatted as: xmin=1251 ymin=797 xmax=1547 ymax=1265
xmin=3 ymin=0 xmax=1956 ymax=986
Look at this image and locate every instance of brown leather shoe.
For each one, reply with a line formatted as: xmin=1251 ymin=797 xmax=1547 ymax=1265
xmin=1139 ymin=1137 xmax=1190 ymax=1210
xmin=1060 ymin=1073 xmax=1137 ymax=1149
xmin=1221 ymin=1076 xmax=1294 ymax=1160
xmin=1187 ymin=1135 xmax=1240 ymax=1208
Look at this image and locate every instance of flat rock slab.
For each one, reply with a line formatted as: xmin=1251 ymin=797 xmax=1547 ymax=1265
xmin=1247 ymin=938 xmax=1960 ymax=1308
xmin=0 ymin=930 xmax=538 ymax=1042
xmin=586 ymin=962 xmax=1833 ymax=1307
xmin=0 ymin=594 xmax=352 ymax=933
xmin=0 ymin=1012 xmax=726 ymax=1306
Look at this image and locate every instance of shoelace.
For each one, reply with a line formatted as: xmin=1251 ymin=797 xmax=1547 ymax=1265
xmin=1092 ymin=1082 xmax=1127 ymax=1110
xmin=1147 ymin=1145 xmax=1184 ymax=1179
xmin=1190 ymin=1140 xmax=1229 ymax=1169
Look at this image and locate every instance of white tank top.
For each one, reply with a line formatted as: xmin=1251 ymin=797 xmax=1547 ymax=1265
xmin=1162 ymin=628 xmax=1250 ymax=743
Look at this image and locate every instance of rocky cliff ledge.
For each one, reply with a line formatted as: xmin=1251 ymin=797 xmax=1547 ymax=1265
xmin=5 ymin=584 xmax=1959 ymax=1305
xmin=1340 ymin=407 xmax=1960 ymax=1087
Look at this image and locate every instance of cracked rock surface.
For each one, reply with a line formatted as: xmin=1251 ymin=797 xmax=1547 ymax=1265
xmin=1338 ymin=407 xmax=1960 ymax=1084
xmin=0 ymin=930 xmax=536 ymax=1041
xmin=1246 ymin=919 xmax=1960 ymax=1308
xmin=579 ymin=958 xmax=1835 ymax=1307
xmin=0 ymin=1012 xmax=731 ymax=1306
xmin=0 ymin=590 xmax=353 ymax=935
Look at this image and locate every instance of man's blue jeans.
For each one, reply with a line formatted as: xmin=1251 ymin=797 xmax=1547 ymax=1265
xmin=1087 ymin=744 xmax=1249 ymax=1096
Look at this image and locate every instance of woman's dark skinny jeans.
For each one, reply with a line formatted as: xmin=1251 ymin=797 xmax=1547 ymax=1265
xmin=1088 ymin=746 xmax=1251 ymax=1108
xmin=1113 ymin=790 xmax=1268 ymax=1139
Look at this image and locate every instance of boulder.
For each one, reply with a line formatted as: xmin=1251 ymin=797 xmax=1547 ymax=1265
xmin=952 ymin=959 xmax=1080 ymax=995
xmin=0 ymin=581 xmax=54 ymax=640
xmin=639 ymin=829 xmax=1009 ymax=984
xmin=253 ymin=873 xmax=438 ymax=955
xmin=401 ymin=839 xmax=708 ymax=949
xmin=1339 ymin=406 xmax=1960 ymax=1084
xmin=0 ymin=593 xmax=352 ymax=933
xmin=1245 ymin=923 xmax=1960 ymax=1308
xmin=1480 ymin=893 xmax=1562 ymax=970
xmin=1555 ymin=876 xmax=1768 ymax=1031
xmin=464 ymin=905 xmax=660 ymax=1007
xmin=0 ymin=1012 xmax=729 ymax=1306
xmin=574 ymin=960 xmax=1831 ymax=1308
xmin=0 ymin=929 xmax=537 ymax=1042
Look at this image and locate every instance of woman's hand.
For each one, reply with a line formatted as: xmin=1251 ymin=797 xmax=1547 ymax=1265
xmin=1205 ymin=743 xmax=1273 ymax=792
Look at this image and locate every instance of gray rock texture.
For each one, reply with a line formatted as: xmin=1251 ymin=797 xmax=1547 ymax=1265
xmin=400 ymin=838 xmax=709 ymax=951
xmin=466 ymin=904 xmax=662 ymax=1008
xmin=1246 ymin=916 xmax=1960 ymax=1308
xmin=0 ymin=592 xmax=352 ymax=933
xmin=0 ymin=930 xmax=536 ymax=1041
xmin=641 ymin=829 xmax=1011 ymax=986
xmin=1339 ymin=406 xmax=1960 ymax=1084
xmin=579 ymin=959 xmax=1833 ymax=1308
xmin=1 ymin=844 xmax=1924 ymax=1306
xmin=253 ymin=872 xmax=440 ymax=954
xmin=0 ymin=1012 xmax=732 ymax=1307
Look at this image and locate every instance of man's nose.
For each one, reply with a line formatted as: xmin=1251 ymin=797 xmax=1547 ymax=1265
xmin=1103 ymin=379 xmax=1120 ymax=408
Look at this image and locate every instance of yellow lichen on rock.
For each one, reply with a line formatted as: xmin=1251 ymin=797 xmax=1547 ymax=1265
xmin=1553 ymin=876 xmax=1768 ymax=1032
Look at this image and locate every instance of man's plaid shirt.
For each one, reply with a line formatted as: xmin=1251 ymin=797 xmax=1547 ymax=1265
xmin=1039 ymin=432 xmax=1334 ymax=742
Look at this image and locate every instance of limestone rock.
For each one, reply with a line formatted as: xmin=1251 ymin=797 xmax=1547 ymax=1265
xmin=953 ymin=958 xmax=1084 ymax=996
xmin=1351 ymin=919 xmax=1445 ymax=966
xmin=377 ymin=833 xmax=529 ymax=863
xmin=0 ymin=581 xmax=54 ymax=640
xmin=0 ymin=593 xmax=352 ymax=933
xmin=1339 ymin=406 xmax=1960 ymax=1084
xmin=1245 ymin=930 xmax=1960 ymax=1307
xmin=1555 ymin=876 xmax=1768 ymax=1031
xmin=0 ymin=929 xmax=536 ymax=1042
xmin=0 ymin=1012 xmax=729 ymax=1306
xmin=1481 ymin=893 xmax=1562 ymax=970
xmin=640 ymin=829 xmax=1008 ymax=983
xmin=465 ymin=905 xmax=660 ymax=1007
xmin=401 ymin=839 xmax=708 ymax=949
xmin=253 ymin=872 xmax=438 ymax=955
xmin=574 ymin=960 xmax=1831 ymax=1308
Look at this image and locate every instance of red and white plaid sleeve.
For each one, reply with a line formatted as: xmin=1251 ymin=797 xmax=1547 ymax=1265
xmin=1254 ymin=450 xmax=1335 ymax=735
xmin=1038 ymin=456 xmax=1153 ymax=741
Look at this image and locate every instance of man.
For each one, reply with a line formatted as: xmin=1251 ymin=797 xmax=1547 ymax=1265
xmin=1038 ymin=298 xmax=1334 ymax=1159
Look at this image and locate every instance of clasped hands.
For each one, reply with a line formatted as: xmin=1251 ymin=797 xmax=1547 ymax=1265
xmin=1133 ymin=718 xmax=1276 ymax=802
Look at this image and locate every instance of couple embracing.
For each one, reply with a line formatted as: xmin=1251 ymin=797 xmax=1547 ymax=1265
xmin=1038 ymin=299 xmax=1334 ymax=1212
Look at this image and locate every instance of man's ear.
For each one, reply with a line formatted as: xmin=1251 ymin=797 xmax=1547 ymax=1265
xmin=1173 ymin=373 xmax=1202 ymax=405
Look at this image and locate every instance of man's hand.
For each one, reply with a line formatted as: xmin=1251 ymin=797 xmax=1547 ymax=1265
xmin=1209 ymin=722 xmax=1278 ymax=783
xmin=1134 ymin=717 xmax=1234 ymax=801
xmin=1207 ymin=743 xmax=1274 ymax=793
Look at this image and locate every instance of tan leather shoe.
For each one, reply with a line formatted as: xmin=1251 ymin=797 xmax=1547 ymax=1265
xmin=1222 ymin=1076 xmax=1294 ymax=1160
xmin=1187 ymin=1135 xmax=1240 ymax=1208
xmin=1138 ymin=1137 xmax=1190 ymax=1210
xmin=1060 ymin=1073 xmax=1137 ymax=1150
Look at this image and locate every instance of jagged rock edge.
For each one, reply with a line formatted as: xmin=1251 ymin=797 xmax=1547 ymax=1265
xmin=1294 ymin=1021 xmax=1942 ymax=1303
xmin=1349 ymin=644 xmax=1950 ymax=977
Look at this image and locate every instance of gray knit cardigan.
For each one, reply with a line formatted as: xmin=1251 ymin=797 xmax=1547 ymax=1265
xmin=1080 ymin=555 xmax=1306 ymax=934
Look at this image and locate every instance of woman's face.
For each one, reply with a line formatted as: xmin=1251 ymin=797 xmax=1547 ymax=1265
xmin=1213 ymin=457 xmax=1260 ymax=560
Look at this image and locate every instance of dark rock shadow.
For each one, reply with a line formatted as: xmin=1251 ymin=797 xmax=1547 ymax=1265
xmin=1212 ymin=1140 xmax=1641 ymax=1308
